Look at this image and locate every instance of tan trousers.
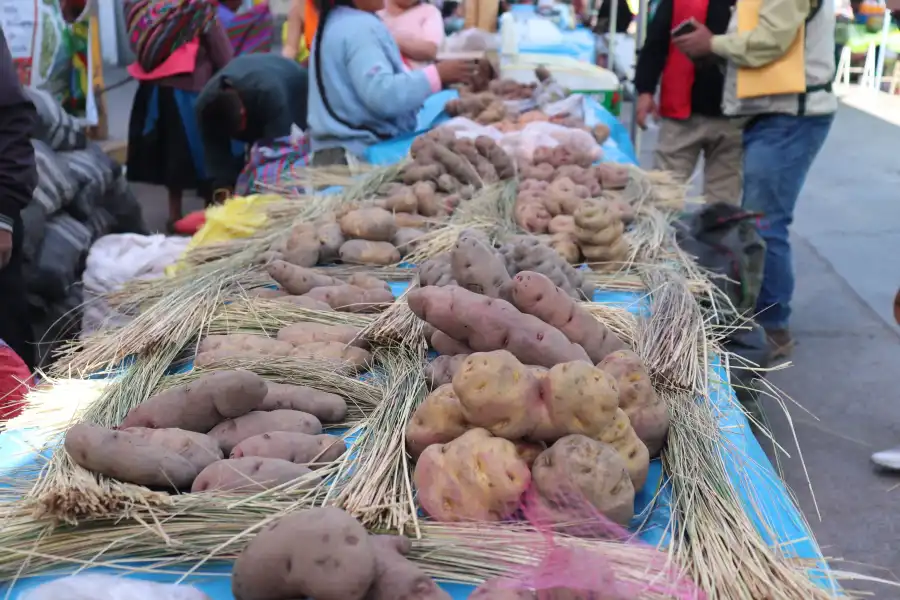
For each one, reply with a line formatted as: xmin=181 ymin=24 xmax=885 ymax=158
xmin=654 ymin=114 xmax=744 ymax=205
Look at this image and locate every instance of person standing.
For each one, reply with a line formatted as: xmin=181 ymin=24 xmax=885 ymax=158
xmin=674 ymin=0 xmax=836 ymax=357
xmin=0 ymin=28 xmax=38 ymax=372
xmin=634 ymin=0 xmax=743 ymax=205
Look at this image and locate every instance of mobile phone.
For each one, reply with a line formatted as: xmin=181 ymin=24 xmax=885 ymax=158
xmin=672 ymin=19 xmax=697 ymax=37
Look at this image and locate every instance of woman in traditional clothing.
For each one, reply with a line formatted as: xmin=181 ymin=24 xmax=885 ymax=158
xmin=126 ymin=8 xmax=234 ymax=227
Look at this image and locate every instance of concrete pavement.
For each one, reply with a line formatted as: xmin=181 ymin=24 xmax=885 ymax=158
xmin=100 ymin=71 xmax=900 ymax=594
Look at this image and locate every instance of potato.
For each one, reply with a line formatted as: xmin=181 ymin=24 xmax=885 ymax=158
xmin=544 ymin=362 xmax=619 ymax=440
xmin=393 ymin=227 xmax=426 ymax=254
xmin=436 ymin=173 xmax=461 ymax=193
xmin=470 ymin=585 xmax=535 ymax=599
xmin=267 ymin=260 xmax=343 ymax=295
xmin=305 ymin=284 xmax=394 ymax=312
xmin=431 ymin=330 xmax=472 ymax=356
xmin=198 ymin=334 xmax=295 ymax=357
xmin=595 ymin=408 xmax=650 ymax=489
xmin=508 ymin=272 xmax=625 ymax=363
xmin=260 ymin=382 xmax=348 ymax=422
xmin=522 ymin=163 xmax=555 ymax=182
xmin=277 ymin=323 xmax=364 ymax=348
xmin=548 ymin=233 xmax=581 ymax=264
xmin=191 ymin=457 xmax=317 ymax=493
xmin=407 ymin=286 xmax=590 ymax=368
xmin=406 ymin=384 xmax=469 ymax=459
xmin=317 ymin=222 xmax=345 ymax=263
xmin=64 ymin=424 xmax=215 ymax=489
xmin=499 ymin=237 xmax=591 ymax=299
xmin=208 ymin=410 xmax=322 ymax=453
xmin=531 ymin=435 xmax=635 ymax=526
xmin=395 ymin=212 xmax=428 ymax=229
xmin=594 ymin=163 xmax=630 ymax=189
xmin=598 ymin=350 xmax=668 ymax=456
xmin=450 ymin=233 xmax=511 ymax=298
xmin=475 ymin=136 xmax=515 ymax=179
xmin=367 ymin=535 xmax=451 ymax=600
xmin=414 ymin=428 xmax=531 ymax=521
xmin=339 ymin=240 xmax=401 ymax=266
xmin=256 ymin=250 xmax=285 ymax=265
xmin=232 ymin=507 xmax=376 ymax=600
xmin=513 ymin=440 xmax=544 ymax=468
xmin=121 ymin=370 xmax=267 ymax=431
xmin=452 ymin=351 xmax=543 ymax=439
xmin=123 ymin=427 xmax=224 ymax=465
xmin=403 ymin=163 xmax=444 ymax=185
xmin=339 ymin=207 xmax=397 ymax=242
xmin=376 ymin=187 xmax=418 ymax=213
xmin=548 ymin=215 xmax=576 ymax=235
xmin=412 ymin=181 xmax=443 ymax=217
xmin=289 ymin=341 xmax=372 ymax=369
xmin=274 ymin=295 xmax=333 ymax=311
xmin=424 ymin=354 xmax=469 ymax=389
xmin=514 ymin=196 xmax=551 ymax=234
xmin=545 ymin=177 xmax=578 ymax=216
xmin=346 ymin=273 xmax=391 ymax=292
xmin=283 ymin=223 xmax=320 ymax=267
xmin=418 ymin=254 xmax=456 ymax=287
xmin=432 ymin=142 xmax=482 ymax=187
xmin=231 ymin=432 xmax=346 ymax=465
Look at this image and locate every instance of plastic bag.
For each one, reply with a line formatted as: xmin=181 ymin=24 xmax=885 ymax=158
xmin=501 ymin=122 xmax=601 ymax=164
xmin=21 ymin=575 xmax=211 ymax=600
xmin=443 ymin=29 xmax=499 ymax=52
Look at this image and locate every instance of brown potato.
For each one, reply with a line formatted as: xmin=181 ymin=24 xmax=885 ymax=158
xmin=191 ymin=457 xmax=317 ymax=493
xmin=231 ymin=432 xmax=347 ymax=466
xmin=598 ymin=350 xmax=668 ymax=456
xmin=277 ymin=323 xmax=365 ymax=348
xmin=339 ymin=207 xmax=397 ymax=242
xmin=450 ymin=233 xmax=511 ymax=298
xmin=305 ymin=284 xmax=394 ymax=312
xmin=367 ymin=535 xmax=451 ymax=600
xmin=231 ymin=507 xmax=376 ymax=600
xmin=316 ymin=222 xmax=346 ymax=263
xmin=266 ymin=260 xmax=343 ymax=295
xmin=208 ymin=410 xmax=322 ymax=453
xmin=595 ymin=408 xmax=650 ymax=489
xmin=339 ymin=240 xmax=401 ymax=266
xmin=120 ymin=370 xmax=267 ymax=432
xmin=123 ymin=427 xmax=224 ymax=466
xmin=289 ymin=342 xmax=372 ymax=370
xmin=430 ymin=330 xmax=473 ymax=356
xmin=197 ymin=334 xmax=295 ymax=357
xmin=424 ymin=354 xmax=469 ymax=389
xmin=345 ymin=273 xmax=391 ymax=291
xmin=260 ymin=382 xmax=348 ymax=422
xmin=544 ymin=361 xmax=619 ymax=440
xmin=274 ymin=295 xmax=334 ymax=311
xmin=64 ymin=424 xmax=215 ymax=490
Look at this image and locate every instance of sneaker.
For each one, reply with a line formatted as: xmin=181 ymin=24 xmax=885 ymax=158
xmin=765 ymin=328 xmax=795 ymax=360
xmin=871 ymin=446 xmax=900 ymax=471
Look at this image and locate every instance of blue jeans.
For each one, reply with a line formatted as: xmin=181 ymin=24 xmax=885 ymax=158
xmin=741 ymin=113 xmax=834 ymax=330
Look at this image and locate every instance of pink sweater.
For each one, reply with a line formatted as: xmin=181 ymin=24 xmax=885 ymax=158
xmin=378 ymin=3 xmax=445 ymax=70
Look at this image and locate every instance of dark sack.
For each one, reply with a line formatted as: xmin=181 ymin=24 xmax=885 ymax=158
xmin=26 ymin=214 xmax=92 ymax=302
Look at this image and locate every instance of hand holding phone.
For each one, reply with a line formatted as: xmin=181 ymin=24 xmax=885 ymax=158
xmin=672 ymin=19 xmax=697 ymax=38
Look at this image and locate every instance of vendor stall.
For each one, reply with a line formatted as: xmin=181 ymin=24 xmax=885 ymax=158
xmin=0 ymin=65 xmax=860 ymax=600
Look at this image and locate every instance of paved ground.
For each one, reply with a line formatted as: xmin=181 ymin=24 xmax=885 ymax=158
xmin=101 ymin=70 xmax=900 ymax=594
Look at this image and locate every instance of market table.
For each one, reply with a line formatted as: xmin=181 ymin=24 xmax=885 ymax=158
xmin=0 ymin=96 xmax=835 ymax=598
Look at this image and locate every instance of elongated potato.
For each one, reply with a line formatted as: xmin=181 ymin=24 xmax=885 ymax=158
xmin=339 ymin=240 xmax=401 ymax=266
xmin=267 ymin=260 xmax=343 ymax=295
xmin=64 ymin=424 xmax=210 ymax=489
xmin=406 ymin=384 xmax=469 ymax=459
xmin=274 ymin=295 xmax=333 ymax=311
xmin=232 ymin=507 xmax=377 ymax=600
xmin=317 ymin=222 xmax=345 ymax=263
xmin=407 ymin=286 xmax=590 ymax=368
xmin=425 ymin=354 xmax=469 ymax=389
xmin=430 ymin=331 xmax=473 ymax=356
xmin=277 ymin=323 xmax=365 ymax=348
xmin=345 ymin=273 xmax=391 ymax=292
xmin=208 ymin=410 xmax=322 ymax=453
xmin=595 ymin=408 xmax=650 ymax=490
xmin=123 ymin=427 xmax=224 ymax=465
xmin=305 ymin=284 xmax=394 ymax=312
xmin=508 ymin=271 xmax=624 ymax=363
xmin=260 ymin=382 xmax=348 ymax=422
xmin=231 ymin=432 xmax=347 ymax=466
xmin=198 ymin=334 xmax=295 ymax=357
xmin=191 ymin=457 xmax=318 ymax=493
xmin=450 ymin=233 xmax=510 ymax=298
xmin=339 ymin=207 xmax=397 ymax=242
xmin=598 ymin=349 xmax=668 ymax=456
xmin=289 ymin=342 xmax=371 ymax=369
xmin=120 ymin=370 xmax=267 ymax=431
xmin=367 ymin=535 xmax=451 ymax=600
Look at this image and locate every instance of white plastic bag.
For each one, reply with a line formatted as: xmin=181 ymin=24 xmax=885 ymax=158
xmin=500 ymin=122 xmax=602 ymax=163
xmin=21 ymin=575 xmax=211 ymax=600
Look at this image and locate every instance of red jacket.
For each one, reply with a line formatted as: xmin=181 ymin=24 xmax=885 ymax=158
xmin=0 ymin=341 xmax=32 ymax=422
xmin=658 ymin=0 xmax=709 ymax=119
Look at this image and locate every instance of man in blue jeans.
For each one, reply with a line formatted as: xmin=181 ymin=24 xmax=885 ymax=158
xmin=674 ymin=0 xmax=836 ymax=358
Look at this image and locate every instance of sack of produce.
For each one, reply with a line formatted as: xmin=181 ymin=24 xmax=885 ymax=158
xmin=57 ymin=142 xmax=117 ymax=222
xmin=26 ymin=213 xmax=92 ymax=301
xmin=24 ymin=87 xmax=87 ymax=152
xmin=31 ymin=139 xmax=78 ymax=216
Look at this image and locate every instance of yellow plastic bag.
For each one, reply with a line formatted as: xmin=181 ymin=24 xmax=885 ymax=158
xmin=735 ymin=0 xmax=806 ymax=99
xmin=167 ymin=194 xmax=279 ymax=275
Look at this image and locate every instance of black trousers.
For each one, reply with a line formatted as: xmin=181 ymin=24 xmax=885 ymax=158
xmin=0 ymin=214 xmax=34 ymax=371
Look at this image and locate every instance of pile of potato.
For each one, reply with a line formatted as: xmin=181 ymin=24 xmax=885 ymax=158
xmin=232 ymin=506 xmax=450 ymax=600
xmin=195 ymin=322 xmax=371 ymax=369
xmin=258 ymin=264 xmax=395 ymax=312
xmin=402 ymin=129 xmax=516 ymax=190
xmin=64 ymin=369 xmax=352 ymax=494
xmin=418 ymin=230 xmax=591 ymax=300
xmin=445 ymin=91 xmax=513 ymax=124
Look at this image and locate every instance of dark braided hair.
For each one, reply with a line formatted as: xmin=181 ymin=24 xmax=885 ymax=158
xmin=312 ymin=0 xmax=393 ymax=139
